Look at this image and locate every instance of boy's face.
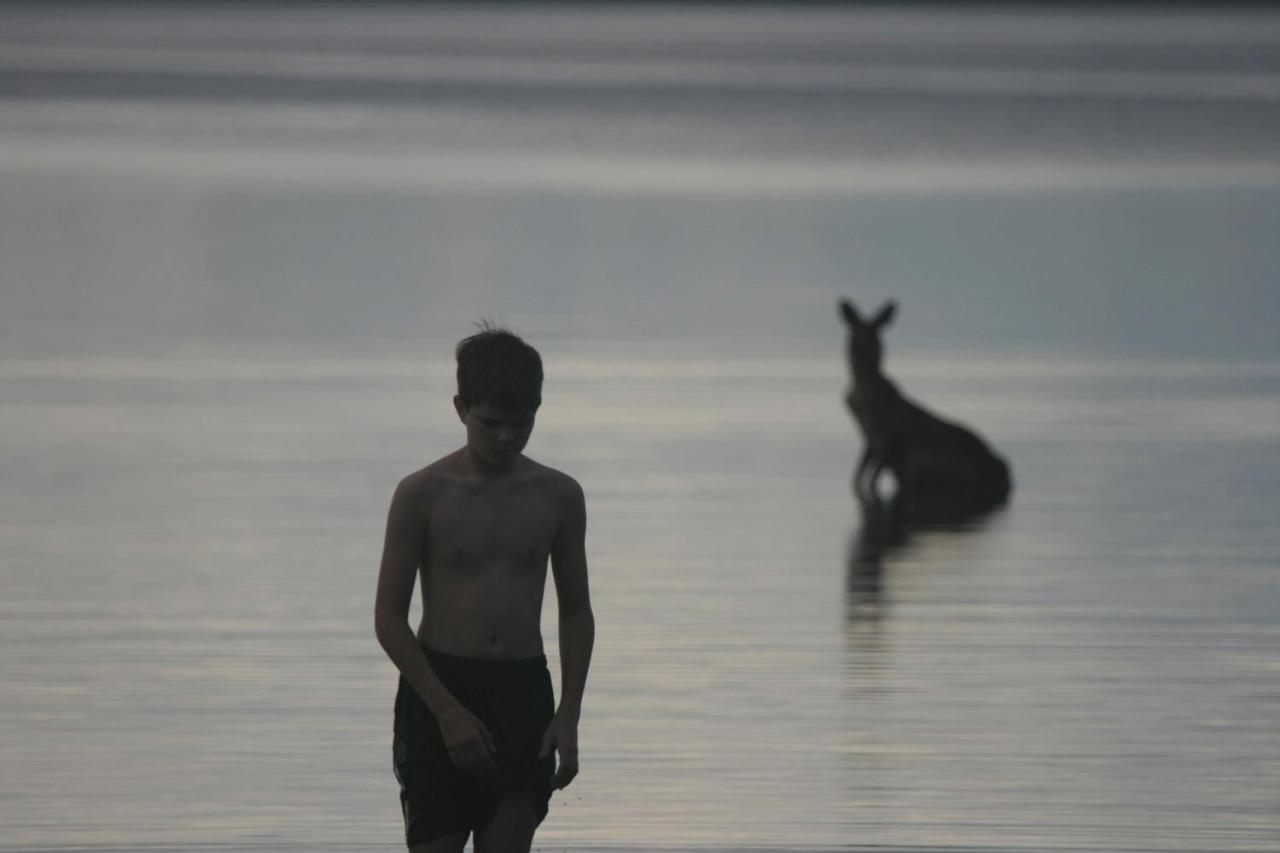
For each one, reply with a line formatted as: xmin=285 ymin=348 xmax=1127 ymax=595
xmin=454 ymin=397 xmax=537 ymax=465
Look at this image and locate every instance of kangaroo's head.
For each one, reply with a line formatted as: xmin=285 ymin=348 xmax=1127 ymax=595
xmin=838 ymin=298 xmax=896 ymax=379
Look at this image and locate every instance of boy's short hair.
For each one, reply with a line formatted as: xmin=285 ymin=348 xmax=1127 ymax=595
xmin=455 ymin=323 xmax=543 ymax=412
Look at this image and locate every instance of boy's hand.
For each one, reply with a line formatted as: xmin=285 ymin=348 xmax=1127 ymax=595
xmin=539 ymin=712 xmax=579 ymax=790
xmin=436 ymin=703 xmax=500 ymax=778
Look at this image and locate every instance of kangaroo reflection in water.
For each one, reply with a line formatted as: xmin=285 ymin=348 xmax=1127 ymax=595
xmin=845 ymin=493 xmax=905 ymax=622
xmin=839 ymin=297 xmax=1013 ymax=621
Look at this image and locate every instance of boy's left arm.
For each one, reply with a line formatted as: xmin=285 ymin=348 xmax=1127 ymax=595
xmin=539 ymin=476 xmax=595 ymax=791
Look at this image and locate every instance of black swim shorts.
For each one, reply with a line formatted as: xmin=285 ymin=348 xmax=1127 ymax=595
xmin=392 ymin=647 xmax=556 ymax=848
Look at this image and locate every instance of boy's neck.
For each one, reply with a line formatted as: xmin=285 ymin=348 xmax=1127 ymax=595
xmin=463 ymin=446 xmax=519 ymax=480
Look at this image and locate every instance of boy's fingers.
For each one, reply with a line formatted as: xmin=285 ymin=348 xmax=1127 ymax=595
xmin=469 ymin=744 xmax=498 ymax=775
xmin=553 ymin=762 xmax=578 ymax=790
xmin=449 ymin=741 xmax=498 ymax=777
xmin=480 ymin=724 xmax=498 ymax=755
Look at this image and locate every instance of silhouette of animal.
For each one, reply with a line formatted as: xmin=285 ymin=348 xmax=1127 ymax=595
xmin=839 ymin=298 xmax=1011 ymax=523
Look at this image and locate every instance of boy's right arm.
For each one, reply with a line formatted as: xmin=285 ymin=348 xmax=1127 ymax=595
xmin=373 ymin=476 xmax=500 ymax=777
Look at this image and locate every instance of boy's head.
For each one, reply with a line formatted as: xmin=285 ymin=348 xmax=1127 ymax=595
xmin=454 ymin=324 xmax=543 ymax=464
xmin=454 ymin=323 xmax=543 ymax=414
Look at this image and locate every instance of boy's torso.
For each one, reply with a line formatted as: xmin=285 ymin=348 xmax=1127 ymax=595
xmin=409 ymin=450 xmax=565 ymax=660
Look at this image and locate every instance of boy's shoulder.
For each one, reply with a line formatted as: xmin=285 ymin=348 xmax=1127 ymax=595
xmin=522 ymin=457 xmax=584 ymax=503
xmin=397 ymin=451 xmax=582 ymax=501
xmin=393 ymin=451 xmax=461 ymax=503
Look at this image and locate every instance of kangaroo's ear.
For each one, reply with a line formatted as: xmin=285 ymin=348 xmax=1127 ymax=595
xmin=870 ymin=300 xmax=896 ymax=329
xmin=838 ymin=298 xmax=861 ymax=326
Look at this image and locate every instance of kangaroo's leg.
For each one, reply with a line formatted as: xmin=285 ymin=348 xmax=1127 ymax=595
xmin=866 ymin=457 xmax=889 ymax=502
xmin=853 ymin=446 xmax=873 ymax=501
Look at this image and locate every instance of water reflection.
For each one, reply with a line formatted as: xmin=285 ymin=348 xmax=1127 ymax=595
xmin=845 ymin=488 xmax=1009 ymax=628
xmin=845 ymin=493 xmax=902 ymax=623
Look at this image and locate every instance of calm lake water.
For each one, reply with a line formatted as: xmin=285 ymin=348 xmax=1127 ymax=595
xmin=1 ymin=4 xmax=1278 ymax=852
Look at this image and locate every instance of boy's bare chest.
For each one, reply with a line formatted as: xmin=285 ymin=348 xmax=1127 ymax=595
xmin=425 ymin=486 xmax=559 ymax=568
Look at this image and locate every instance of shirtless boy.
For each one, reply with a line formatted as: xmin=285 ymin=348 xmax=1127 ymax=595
xmin=375 ymin=326 xmax=595 ymax=853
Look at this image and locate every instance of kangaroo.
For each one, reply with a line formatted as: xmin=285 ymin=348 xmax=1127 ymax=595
xmin=839 ymin=298 xmax=1011 ymax=523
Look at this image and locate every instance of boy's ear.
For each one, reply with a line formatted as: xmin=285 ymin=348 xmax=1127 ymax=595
xmin=453 ymin=395 xmax=468 ymax=421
